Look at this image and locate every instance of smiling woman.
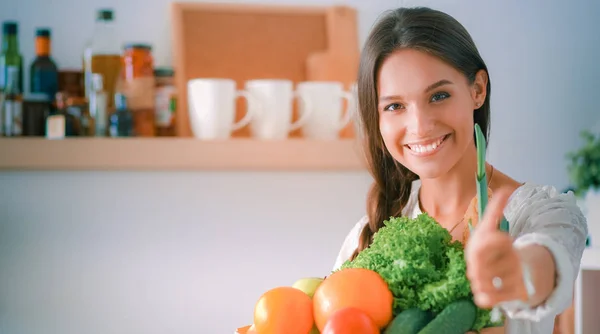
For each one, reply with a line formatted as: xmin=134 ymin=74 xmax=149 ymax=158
xmin=331 ymin=6 xmax=588 ymax=334
xmin=377 ymin=48 xmax=488 ymax=179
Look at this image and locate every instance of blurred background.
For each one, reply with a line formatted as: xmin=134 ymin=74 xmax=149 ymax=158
xmin=1 ymin=0 xmax=599 ymax=333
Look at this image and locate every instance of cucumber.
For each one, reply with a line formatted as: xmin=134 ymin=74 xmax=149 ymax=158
xmin=383 ymin=308 xmax=434 ymax=334
xmin=418 ymin=299 xmax=477 ymax=334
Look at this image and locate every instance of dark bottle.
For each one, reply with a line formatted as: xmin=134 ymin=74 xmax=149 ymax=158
xmin=109 ymin=93 xmax=134 ymax=137
xmin=0 ymin=21 xmax=24 ymax=94
xmin=30 ymin=28 xmax=59 ymax=100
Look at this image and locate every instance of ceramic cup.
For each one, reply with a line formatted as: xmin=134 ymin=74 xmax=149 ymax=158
xmin=187 ymin=78 xmax=258 ymax=139
xmin=244 ymin=79 xmax=311 ymax=139
xmin=296 ymin=81 xmax=353 ymax=139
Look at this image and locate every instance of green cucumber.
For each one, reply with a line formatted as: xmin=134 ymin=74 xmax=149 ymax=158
xmin=384 ymin=308 xmax=434 ymax=334
xmin=418 ymin=300 xmax=477 ymax=334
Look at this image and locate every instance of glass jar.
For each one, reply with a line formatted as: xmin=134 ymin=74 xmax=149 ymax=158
xmin=121 ymin=43 xmax=155 ymax=136
xmin=154 ymin=67 xmax=176 ymax=136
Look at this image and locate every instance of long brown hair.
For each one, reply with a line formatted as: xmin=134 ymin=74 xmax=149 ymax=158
xmin=351 ymin=7 xmax=492 ymax=260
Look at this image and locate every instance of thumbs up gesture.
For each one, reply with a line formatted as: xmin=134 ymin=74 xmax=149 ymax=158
xmin=464 ymin=188 xmax=529 ymax=308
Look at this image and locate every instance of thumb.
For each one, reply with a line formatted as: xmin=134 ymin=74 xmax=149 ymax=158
xmin=478 ymin=187 xmax=512 ymax=233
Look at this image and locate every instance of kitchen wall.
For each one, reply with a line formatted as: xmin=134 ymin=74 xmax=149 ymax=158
xmin=1 ymin=0 xmax=599 ymax=333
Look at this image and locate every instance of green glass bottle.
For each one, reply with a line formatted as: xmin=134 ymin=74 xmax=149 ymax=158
xmin=0 ymin=21 xmax=24 ymax=94
xmin=2 ymin=65 xmax=22 ymax=136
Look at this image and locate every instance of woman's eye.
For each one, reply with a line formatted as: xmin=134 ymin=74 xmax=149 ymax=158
xmin=383 ymin=103 xmax=404 ymax=111
xmin=431 ymin=92 xmax=450 ymax=102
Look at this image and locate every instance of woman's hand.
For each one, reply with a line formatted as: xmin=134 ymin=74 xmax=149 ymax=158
xmin=464 ymin=188 xmax=529 ymax=309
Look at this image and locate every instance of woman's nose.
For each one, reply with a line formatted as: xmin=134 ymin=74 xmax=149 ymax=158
xmin=406 ymin=106 xmax=435 ymax=137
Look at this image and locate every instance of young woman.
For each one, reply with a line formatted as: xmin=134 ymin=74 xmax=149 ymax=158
xmin=332 ymin=7 xmax=588 ymax=334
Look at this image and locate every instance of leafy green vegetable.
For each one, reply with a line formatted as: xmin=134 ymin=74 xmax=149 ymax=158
xmin=338 ymin=213 xmax=502 ymax=331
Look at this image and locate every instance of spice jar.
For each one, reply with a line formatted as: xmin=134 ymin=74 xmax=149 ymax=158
xmin=154 ymin=67 xmax=176 ymax=136
xmin=121 ymin=43 xmax=155 ymax=136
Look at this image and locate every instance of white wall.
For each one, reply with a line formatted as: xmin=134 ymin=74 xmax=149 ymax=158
xmin=1 ymin=0 xmax=599 ymax=333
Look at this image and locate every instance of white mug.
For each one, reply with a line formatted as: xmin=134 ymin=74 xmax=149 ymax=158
xmin=244 ymin=79 xmax=311 ymax=139
xmin=187 ymin=78 xmax=258 ymax=139
xmin=296 ymin=81 xmax=353 ymax=139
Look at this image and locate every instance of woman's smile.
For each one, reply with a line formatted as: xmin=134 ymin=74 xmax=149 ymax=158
xmin=404 ymin=134 xmax=451 ymax=157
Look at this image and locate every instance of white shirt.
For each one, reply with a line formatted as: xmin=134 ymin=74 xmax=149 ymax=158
xmin=332 ymin=180 xmax=588 ymax=334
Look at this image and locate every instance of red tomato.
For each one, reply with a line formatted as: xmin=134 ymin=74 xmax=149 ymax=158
xmin=322 ymin=307 xmax=379 ymax=334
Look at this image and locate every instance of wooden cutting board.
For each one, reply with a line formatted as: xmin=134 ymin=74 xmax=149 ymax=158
xmin=170 ymin=2 xmax=359 ymax=138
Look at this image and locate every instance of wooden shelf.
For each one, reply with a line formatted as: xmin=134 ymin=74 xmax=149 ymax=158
xmin=0 ymin=138 xmax=367 ymax=171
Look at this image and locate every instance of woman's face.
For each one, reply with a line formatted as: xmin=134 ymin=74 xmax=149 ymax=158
xmin=377 ymin=48 xmax=487 ymax=179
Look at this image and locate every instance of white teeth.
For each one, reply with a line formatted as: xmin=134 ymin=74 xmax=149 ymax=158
xmin=408 ymin=136 xmax=445 ymax=153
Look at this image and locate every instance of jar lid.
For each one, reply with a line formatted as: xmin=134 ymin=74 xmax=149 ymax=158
xmin=3 ymin=21 xmax=17 ymax=35
xmin=124 ymin=43 xmax=152 ymax=51
xmin=36 ymin=28 xmax=51 ymax=37
xmin=154 ymin=67 xmax=174 ymax=77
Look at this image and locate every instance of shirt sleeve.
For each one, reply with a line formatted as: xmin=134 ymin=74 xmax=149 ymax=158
xmin=331 ymin=216 xmax=368 ymax=273
xmin=501 ymin=185 xmax=588 ymax=321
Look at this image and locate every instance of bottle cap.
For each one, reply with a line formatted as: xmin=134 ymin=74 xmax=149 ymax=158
xmin=36 ymin=28 xmax=51 ymax=37
xmin=97 ymin=9 xmax=114 ymax=21
xmin=124 ymin=43 xmax=152 ymax=51
xmin=154 ymin=67 xmax=175 ymax=78
xmin=3 ymin=21 xmax=17 ymax=35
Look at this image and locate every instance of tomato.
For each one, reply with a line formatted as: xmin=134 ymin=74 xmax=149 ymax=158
xmin=322 ymin=307 xmax=379 ymax=334
xmin=253 ymin=286 xmax=314 ymax=334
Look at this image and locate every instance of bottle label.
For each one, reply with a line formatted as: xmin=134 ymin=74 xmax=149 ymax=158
xmin=31 ymin=67 xmax=59 ymax=100
xmin=123 ymin=76 xmax=155 ymax=110
xmin=155 ymin=86 xmax=176 ymax=127
xmin=46 ymin=114 xmax=66 ymax=139
xmin=3 ymin=100 xmax=22 ymax=136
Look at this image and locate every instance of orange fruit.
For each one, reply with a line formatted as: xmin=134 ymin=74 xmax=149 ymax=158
xmin=254 ymin=286 xmax=314 ymax=334
xmin=322 ymin=307 xmax=379 ymax=334
xmin=313 ymin=268 xmax=393 ymax=331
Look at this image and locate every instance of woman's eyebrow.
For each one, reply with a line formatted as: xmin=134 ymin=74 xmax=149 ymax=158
xmin=424 ymin=79 xmax=453 ymax=93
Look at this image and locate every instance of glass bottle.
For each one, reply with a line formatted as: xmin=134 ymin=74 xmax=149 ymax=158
xmin=30 ymin=28 xmax=59 ymax=100
xmin=83 ymin=9 xmax=121 ymax=111
xmin=89 ymin=73 xmax=107 ymax=136
xmin=109 ymin=93 xmax=134 ymax=137
xmin=0 ymin=21 xmax=23 ymax=94
xmin=1 ymin=65 xmax=22 ymax=136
